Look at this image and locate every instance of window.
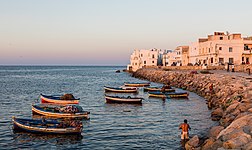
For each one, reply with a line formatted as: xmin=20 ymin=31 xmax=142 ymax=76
xmin=220 ymin=37 xmax=223 ymax=40
xmin=219 ymin=47 xmax=222 ymax=50
xmin=246 ymin=57 xmax=250 ymax=64
xmin=152 ymin=61 xmax=154 ymax=64
xmin=135 ymin=63 xmax=137 ymax=65
xmin=219 ymin=58 xmax=224 ymax=64
xmin=242 ymin=57 xmax=244 ymax=61
xmin=209 ymin=48 xmax=211 ymax=53
xmin=229 ymin=58 xmax=234 ymax=63
xmin=144 ymin=61 xmax=146 ymax=64
xmin=229 ymin=47 xmax=233 ymax=52
xmin=141 ymin=54 xmax=143 ymax=57
xmin=211 ymin=57 xmax=213 ymax=63
xmin=152 ymin=54 xmax=155 ymax=58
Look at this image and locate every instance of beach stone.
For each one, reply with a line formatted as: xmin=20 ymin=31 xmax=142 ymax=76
xmin=209 ymin=126 xmax=224 ymax=139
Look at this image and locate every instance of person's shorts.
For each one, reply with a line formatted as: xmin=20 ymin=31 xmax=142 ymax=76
xmin=181 ymin=131 xmax=189 ymax=140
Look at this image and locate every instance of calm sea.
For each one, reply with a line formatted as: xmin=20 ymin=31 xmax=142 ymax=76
xmin=0 ymin=66 xmax=216 ymax=149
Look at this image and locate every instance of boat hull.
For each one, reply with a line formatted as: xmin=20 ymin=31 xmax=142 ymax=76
xmin=149 ymin=92 xmax=189 ymax=99
xmin=105 ymin=95 xmax=142 ymax=104
xmin=124 ymin=82 xmax=150 ymax=87
xmin=40 ymin=94 xmax=79 ymax=104
xmin=32 ymin=105 xmax=90 ymax=119
xmin=104 ymin=86 xmax=137 ymax=93
xmin=12 ymin=117 xmax=82 ymax=135
xmin=144 ymin=87 xmax=175 ymax=92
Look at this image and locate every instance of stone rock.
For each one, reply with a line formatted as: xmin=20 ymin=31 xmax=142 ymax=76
xmin=225 ymin=102 xmax=239 ymax=114
xmin=185 ymin=142 xmax=194 ymax=150
xmin=201 ymin=138 xmax=215 ymax=150
xmin=242 ymin=142 xmax=252 ymax=150
xmin=217 ymin=114 xmax=252 ymax=139
xmin=221 ymin=128 xmax=250 ymax=141
xmin=211 ymin=140 xmax=223 ymax=150
xmin=187 ymin=135 xmax=199 ymax=148
xmin=223 ymin=135 xmax=251 ymax=149
xmin=209 ymin=126 xmax=224 ymax=139
xmin=211 ymin=108 xmax=223 ymax=121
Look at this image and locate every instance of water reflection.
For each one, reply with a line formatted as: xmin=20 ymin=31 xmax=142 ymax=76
xmin=12 ymin=131 xmax=83 ymax=145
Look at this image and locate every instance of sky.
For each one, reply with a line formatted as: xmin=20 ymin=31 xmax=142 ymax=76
xmin=1 ymin=0 xmax=252 ymax=65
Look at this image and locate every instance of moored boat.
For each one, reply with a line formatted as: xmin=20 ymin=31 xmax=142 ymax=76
xmin=32 ymin=104 xmax=90 ymax=119
xmin=105 ymin=94 xmax=143 ymax=104
xmin=12 ymin=117 xmax=83 ymax=134
xmin=144 ymin=86 xmax=175 ymax=92
xmin=124 ymin=82 xmax=150 ymax=87
xmin=148 ymin=91 xmax=189 ymax=98
xmin=40 ymin=94 xmax=80 ymax=104
xmin=104 ymin=86 xmax=138 ymax=93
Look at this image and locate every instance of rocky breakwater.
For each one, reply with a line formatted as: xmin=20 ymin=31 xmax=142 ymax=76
xmin=133 ymin=68 xmax=252 ymax=149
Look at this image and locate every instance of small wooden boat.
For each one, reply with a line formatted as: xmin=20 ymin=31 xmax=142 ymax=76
xmin=149 ymin=91 xmax=189 ymax=98
xmin=40 ymin=94 xmax=80 ymax=104
xmin=105 ymin=94 xmax=143 ymax=104
xmin=104 ymin=86 xmax=138 ymax=93
xmin=12 ymin=117 xmax=83 ymax=134
xmin=32 ymin=104 xmax=90 ymax=119
xmin=124 ymin=82 xmax=150 ymax=87
xmin=144 ymin=86 xmax=175 ymax=92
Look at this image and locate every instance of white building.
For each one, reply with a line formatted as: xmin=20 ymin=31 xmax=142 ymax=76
xmin=188 ymin=32 xmax=252 ymax=66
xmin=127 ymin=48 xmax=164 ymax=72
xmin=162 ymin=50 xmax=177 ymax=66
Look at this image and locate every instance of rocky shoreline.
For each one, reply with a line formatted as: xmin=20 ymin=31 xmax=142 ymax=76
xmin=132 ymin=68 xmax=252 ymax=150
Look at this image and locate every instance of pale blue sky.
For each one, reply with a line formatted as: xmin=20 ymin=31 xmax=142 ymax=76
xmin=0 ymin=0 xmax=252 ymax=65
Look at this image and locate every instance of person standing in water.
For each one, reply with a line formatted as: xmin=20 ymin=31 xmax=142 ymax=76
xmin=179 ymin=119 xmax=191 ymax=140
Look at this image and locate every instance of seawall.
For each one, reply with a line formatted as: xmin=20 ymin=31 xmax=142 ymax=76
xmin=132 ymin=68 xmax=252 ymax=149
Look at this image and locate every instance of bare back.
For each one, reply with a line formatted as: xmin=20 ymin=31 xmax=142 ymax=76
xmin=179 ymin=123 xmax=190 ymax=132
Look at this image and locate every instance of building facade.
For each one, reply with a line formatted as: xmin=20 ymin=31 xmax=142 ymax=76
xmin=127 ymin=48 xmax=164 ymax=72
xmin=188 ymin=32 xmax=252 ymax=66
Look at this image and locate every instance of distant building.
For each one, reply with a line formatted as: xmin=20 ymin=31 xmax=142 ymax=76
xmin=127 ymin=48 xmax=165 ymax=72
xmin=188 ymin=32 xmax=252 ymax=66
xmin=162 ymin=50 xmax=177 ymax=66
xmin=174 ymin=46 xmax=189 ymax=66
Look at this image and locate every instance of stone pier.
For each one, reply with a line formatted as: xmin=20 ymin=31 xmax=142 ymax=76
xmin=132 ymin=68 xmax=252 ymax=149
